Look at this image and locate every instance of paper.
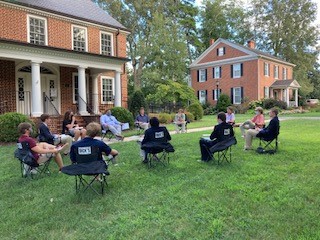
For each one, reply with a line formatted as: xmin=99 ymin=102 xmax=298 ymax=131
xmin=121 ymin=122 xmax=130 ymax=130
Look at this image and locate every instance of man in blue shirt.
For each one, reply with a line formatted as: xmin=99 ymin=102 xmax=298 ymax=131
xmin=135 ymin=107 xmax=149 ymax=131
xmin=100 ymin=110 xmax=124 ymax=140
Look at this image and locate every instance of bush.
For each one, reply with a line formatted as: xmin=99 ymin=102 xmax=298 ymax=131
xmin=216 ymin=94 xmax=231 ymax=112
xmin=158 ymin=113 xmax=173 ymax=124
xmin=185 ymin=112 xmax=195 ymax=122
xmin=262 ymin=98 xmax=287 ymax=110
xmin=248 ymin=100 xmax=263 ymax=110
xmin=187 ymin=103 xmax=204 ymax=120
xmin=111 ymin=107 xmax=134 ymax=128
xmin=128 ymin=90 xmax=146 ymax=117
xmin=0 ymin=112 xmax=35 ymax=142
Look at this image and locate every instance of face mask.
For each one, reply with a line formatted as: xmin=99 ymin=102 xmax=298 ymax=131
xmin=255 ymin=111 xmax=259 ymax=115
xmin=107 ymin=112 xmax=111 ymax=116
xmin=29 ymin=128 xmax=33 ymax=134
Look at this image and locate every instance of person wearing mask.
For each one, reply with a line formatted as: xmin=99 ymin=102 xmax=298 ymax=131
xmin=135 ymin=107 xmax=149 ymax=131
xmin=239 ymin=107 xmax=265 ymax=138
xmin=62 ymin=110 xmax=87 ymax=141
xmin=100 ymin=109 xmax=124 ymax=140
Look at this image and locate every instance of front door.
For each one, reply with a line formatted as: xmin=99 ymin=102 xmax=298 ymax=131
xmin=41 ymin=75 xmax=59 ymax=115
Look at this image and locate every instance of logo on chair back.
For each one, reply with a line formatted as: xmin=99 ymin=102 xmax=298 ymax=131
xmin=224 ymin=129 xmax=230 ymax=135
xmin=78 ymin=147 xmax=92 ymax=155
xmin=17 ymin=143 xmax=22 ymax=149
xmin=155 ymin=131 xmax=164 ymax=138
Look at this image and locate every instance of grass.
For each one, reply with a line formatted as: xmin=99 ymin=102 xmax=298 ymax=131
xmin=1 ymin=116 xmax=320 ymax=239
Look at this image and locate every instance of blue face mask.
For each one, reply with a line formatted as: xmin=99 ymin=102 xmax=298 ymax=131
xmin=106 ymin=112 xmax=111 ymax=116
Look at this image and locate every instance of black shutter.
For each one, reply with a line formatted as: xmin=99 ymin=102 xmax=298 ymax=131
xmin=205 ymin=90 xmax=208 ymax=102
xmin=197 ymin=70 xmax=199 ymax=82
xmin=220 ymin=89 xmax=222 ymax=95
xmin=216 ymin=48 xmax=219 ymax=56
xmin=197 ymin=91 xmax=199 ymax=100
xmin=220 ymin=67 xmax=222 ymax=78
xmin=213 ymin=68 xmax=215 ymax=79
xmin=230 ymin=88 xmax=234 ymax=104
xmin=223 ymin=47 xmax=226 ymax=55
xmin=241 ymin=87 xmax=244 ymax=103
xmin=212 ymin=90 xmax=215 ymax=100
xmin=240 ymin=63 xmax=243 ymax=76
xmin=205 ymin=69 xmax=207 ymax=81
xmin=231 ymin=65 xmax=233 ymax=78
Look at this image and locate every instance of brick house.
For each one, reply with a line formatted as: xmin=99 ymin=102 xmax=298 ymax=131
xmin=0 ymin=0 xmax=130 ymax=130
xmin=189 ymin=38 xmax=301 ymax=107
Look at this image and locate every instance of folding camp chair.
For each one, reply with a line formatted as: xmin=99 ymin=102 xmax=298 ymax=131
xmin=143 ymin=143 xmax=175 ymax=168
xmin=202 ymin=136 xmax=237 ymax=164
xmin=14 ymin=142 xmax=52 ymax=178
xmin=61 ymin=146 xmax=109 ymax=195
xmin=101 ymin=128 xmax=115 ymax=141
xmin=257 ymin=135 xmax=279 ymax=154
xmin=135 ymin=122 xmax=145 ymax=136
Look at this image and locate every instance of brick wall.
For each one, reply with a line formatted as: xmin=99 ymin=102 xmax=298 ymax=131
xmin=0 ymin=60 xmax=16 ymax=112
xmin=0 ymin=7 xmax=27 ymax=41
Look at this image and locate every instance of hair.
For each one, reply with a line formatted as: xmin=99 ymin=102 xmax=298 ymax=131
xmin=104 ymin=109 xmax=111 ymax=114
xmin=178 ymin=109 xmax=184 ymax=113
xmin=217 ymin=112 xmax=226 ymax=122
xmin=18 ymin=122 xmax=32 ymax=134
xmin=40 ymin=113 xmax=50 ymax=122
xmin=86 ymin=122 xmax=101 ymax=138
xmin=63 ymin=110 xmax=73 ymax=121
xmin=270 ymin=107 xmax=279 ymax=116
xmin=140 ymin=107 xmax=144 ymax=111
xmin=149 ymin=117 xmax=160 ymax=127
xmin=227 ymin=106 xmax=234 ymax=113
xmin=255 ymin=107 xmax=263 ymax=114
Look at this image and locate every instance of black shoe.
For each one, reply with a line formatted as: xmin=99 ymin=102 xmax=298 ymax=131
xmin=142 ymin=159 xmax=148 ymax=164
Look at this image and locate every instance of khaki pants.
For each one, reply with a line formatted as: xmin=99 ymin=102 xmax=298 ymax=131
xmin=244 ymin=129 xmax=259 ymax=150
xmin=240 ymin=120 xmax=255 ymax=136
xmin=53 ymin=134 xmax=73 ymax=154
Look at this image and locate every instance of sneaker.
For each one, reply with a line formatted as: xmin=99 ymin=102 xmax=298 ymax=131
xmin=142 ymin=159 xmax=148 ymax=164
xmin=111 ymin=157 xmax=117 ymax=165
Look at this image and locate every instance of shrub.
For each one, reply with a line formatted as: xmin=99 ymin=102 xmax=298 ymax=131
xmin=0 ymin=112 xmax=35 ymax=142
xmin=111 ymin=107 xmax=134 ymax=128
xmin=128 ymin=90 xmax=146 ymax=116
xmin=248 ymin=100 xmax=263 ymax=110
xmin=262 ymin=98 xmax=287 ymax=110
xmin=216 ymin=94 xmax=231 ymax=112
xmin=158 ymin=113 xmax=173 ymax=124
xmin=185 ymin=112 xmax=195 ymax=122
xmin=187 ymin=103 xmax=204 ymax=120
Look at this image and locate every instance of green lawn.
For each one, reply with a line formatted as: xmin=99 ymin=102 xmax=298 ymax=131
xmin=1 ymin=117 xmax=320 ymax=239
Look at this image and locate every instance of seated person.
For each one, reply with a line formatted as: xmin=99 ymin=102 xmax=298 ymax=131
xmin=174 ymin=109 xmax=186 ymax=133
xmin=240 ymin=107 xmax=265 ymax=137
xmin=62 ymin=111 xmax=87 ymax=141
xmin=100 ymin=110 xmax=124 ymax=140
xmin=38 ymin=113 xmax=73 ymax=155
xmin=135 ymin=107 xmax=149 ymax=131
xmin=226 ymin=106 xmax=235 ymax=125
xmin=70 ymin=122 xmax=118 ymax=164
xmin=18 ymin=122 xmax=67 ymax=171
xmin=140 ymin=117 xmax=173 ymax=163
xmin=245 ymin=108 xmax=279 ymax=150
xmin=199 ymin=112 xmax=234 ymax=162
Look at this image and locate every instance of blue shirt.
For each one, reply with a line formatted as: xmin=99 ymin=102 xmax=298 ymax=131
xmin=136 ymin=114 xmax=149 ymax=123
xmin=70 ymin=137 xmax=112 ymax=163
xmin=100 ymin=114 xmax=120 ymax=126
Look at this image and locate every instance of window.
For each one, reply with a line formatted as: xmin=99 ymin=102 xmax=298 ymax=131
xmin=232 ymin=63 xmax=242 ymax=78
xmin=73 ymin=25 xmax=87 ymax=51
xmin=199 ymin=69 xmax=207 ymax=82
xmin=100 ymin=32 xmax=113 ymax=56
xmin=214 ymin=67 xmax=221 ymax=78
xmin=283 ymin=68 xmax=287 ymax=80
xmin=28 ymin=15 xmax=47 ymax=45
xmin=72 ymin=73 xmax=89 ymax=103
xmin=101 ymin=77 xmax=114 ymax=103
xmin=264 ymin=62 xmax=270 ymax=76
xmin=233 ymin=87 xmax=242 ymax=104
xmin=264 ymin=87 xmax=269 ymax=98
xmin=18 ymin=78 xmax=25 ymax=101
xmin=198 ymin=90 xmax=207 ymax=104
xmin=274 ymin=65 xmax=279 ymax=79
xmin=213 ymin=89 xmax=221 ymax=100
xmin=217 ymin=47 xmax=225 ymax=56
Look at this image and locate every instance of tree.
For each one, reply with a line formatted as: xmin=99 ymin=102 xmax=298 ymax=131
xmin=250 ymin=0 xmax=320 ymax=95
xmin=128 ymin=90 xmax=146 ymax=116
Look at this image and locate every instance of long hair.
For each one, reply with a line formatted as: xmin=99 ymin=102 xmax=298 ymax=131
xmin=64 ymin=111 xmax=72 ymax=121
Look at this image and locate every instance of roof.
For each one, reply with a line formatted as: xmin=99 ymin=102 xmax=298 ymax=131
xmin=190 ymin=38 xmax=295 ymax=69
xmin=5 ymin=0 xmax=128 ymax=31
xmin=270 ymin=80 xmax=301 ymax=88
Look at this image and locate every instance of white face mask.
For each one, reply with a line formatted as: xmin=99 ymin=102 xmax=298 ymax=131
xmin=255 ymin=111 xmax=259 ymax=115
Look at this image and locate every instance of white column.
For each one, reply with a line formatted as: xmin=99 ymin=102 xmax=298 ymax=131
xmin=295 ymin=88 xmax=299 ymax=107
xmin=78 ymin=66 xmax=89 ymax=115
xmin=286 ymin=88 xmax=290 ymax=107
xmin=114 ymin=71 xmax=121 ymax=107
xmin=270 ymin=88 xmax=274 ymax=98
xmin=92 ymin=74 xmax=99 ymax=114
xmin=31 ymin=61 xmax=43 ymax=116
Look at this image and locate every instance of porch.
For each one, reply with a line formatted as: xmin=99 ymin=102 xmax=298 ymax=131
xmin=269 ymin=80 xmax=301 ymax=107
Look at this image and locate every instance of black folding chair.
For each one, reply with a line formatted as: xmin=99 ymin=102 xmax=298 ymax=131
xmin=143 ymin=142 xmax=175 ymax=168
xmin=61 ymin=146 xmax=109 ymax=195
xmin=135 ymin=122 xmax=145 ymax=135
xmin=14 ymin=142 xmax=52 ymax=178
xmin=202 ymin=137 xmax=237 ymax=164
xmin=101 ymin=128 xmax=116 ymax=141
xmin=257 ymin=135 xmax=279 ymax=154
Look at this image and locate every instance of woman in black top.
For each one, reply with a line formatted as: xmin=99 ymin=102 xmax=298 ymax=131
xmin=62 ymin=110 xmax=86 ymax=141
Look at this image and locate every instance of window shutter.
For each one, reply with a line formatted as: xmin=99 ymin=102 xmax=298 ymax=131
xmin=212 ymin=90 xmax=215 ymax=100
xmin=219 ymin=89 xmax=222 ymax=95
xmin=216 ymin=48 xmax=219 ymax=56
xmin=213 ymin=68 xmax=215 ymax=79
xmin=219 ymin=67 xmax=222 ymax=78
xmin=197 ymin=91 xmax=199 ymax=100
xmin=241 ymin=87 xmax=244 ymax=103
xmin=205 ymin=90 xmax=208 ymax=101
xmin=223 ymin=47 xmax=226 ymax=55
xmin=240 ymin=63 xmax=243 ymax=76
xmin=197 ymin=70 xmax=199 ymax=82
xmin=231 ymin=65 xmax=233 ymax=78
xmin=231 ymin=88 xmax=234 ymax=104
xmin=205 ymin=69 xmax=207 ymax=81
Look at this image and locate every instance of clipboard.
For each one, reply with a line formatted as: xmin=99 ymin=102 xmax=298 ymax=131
xmin=121 ymin=122 xmax=130 ymax=130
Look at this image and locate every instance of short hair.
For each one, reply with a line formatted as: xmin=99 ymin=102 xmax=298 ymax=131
xmin=255 ymin=107 xmax=264 ymax=114
xmin=270 ymin=108 xmax=279 ymax=116
xmin=149 ymin=117 xmax=160 ymax=127
xmin=227 ymin=106 xmax=234 ymax=113
xmin=86 ymin=122 xmax=101 ymax=138
xmin=217 ymin=112 xmax=226 ymax=122
xmin=40 ymin=114 xmax=50 ymax=122
xmin=178 ymin=109 xmax=184 ymax=113
xmin=140 ymin=107 xmax=144 ymax=111
xmin=18 ymin=122 xmax=32 ymax=134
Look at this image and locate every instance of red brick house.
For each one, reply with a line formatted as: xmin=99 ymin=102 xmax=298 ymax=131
xmin=0 ymin=0 xmax=129 ymax=126
xmin=189 ymin=38 xmax=300 ymax=107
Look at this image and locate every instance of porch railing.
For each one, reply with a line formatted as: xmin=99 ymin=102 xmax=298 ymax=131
xmin=43 ymin=93 xmax=60 ymax=116
xmin=77 ymin=94 xmax=94 ymax=114
xmin=16 ymin=91 xmax=31 ymax=116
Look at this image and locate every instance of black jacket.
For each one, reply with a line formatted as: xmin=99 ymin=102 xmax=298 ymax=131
xmin=256 ymin=116 xmax=279 ymax=141
xmin=141 ymin=126 xmax=171 ymax=145
xmin=38 ymin=122 xmax=55 ymax=145
xmin=210 ymin=121 xmax=234 ymax=144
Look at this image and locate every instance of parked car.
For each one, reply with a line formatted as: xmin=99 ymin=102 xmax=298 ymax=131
xmin=306 ymin=99 xmax=319 ymax=105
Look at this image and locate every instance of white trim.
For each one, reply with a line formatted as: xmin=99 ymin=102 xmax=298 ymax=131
xmin=100 ymin=76 xmax=115 ymax=104
xmin=72 ymin=72 xmax=89 ymax=104
xmin=233 ymin=87 xmax=241 ymax=104
xmin=274 ymin=65 xmax=279 ymax=79
xmin=27 ymin=14 xmax=48 ymax=46
xmin=100 ymin=31 xmax=114 ymax=56
xmin=199 ymin=69 xmax=206 ymax=82
xmin=233 ymin=63 xmax=241 ymax=78
xmin=214 ymin=67 xmax=221 ymax=79
xmin=72 ymin=24 xmax=88 ymax=52
xmin=199 ymin=90 xmax=206 ymax=104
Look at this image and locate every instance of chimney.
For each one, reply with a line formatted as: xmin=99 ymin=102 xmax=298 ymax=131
xmin=247 ymin=40 xmax=255 ymax=49
xmin=210 ymin=39 xmax=215 ymax=45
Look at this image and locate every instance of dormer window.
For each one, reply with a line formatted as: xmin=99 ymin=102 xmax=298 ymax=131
xmin=217 ymin=47 xmax=226 ymax=56
xmin=28 ymin=15 xmax=47 ymax=45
